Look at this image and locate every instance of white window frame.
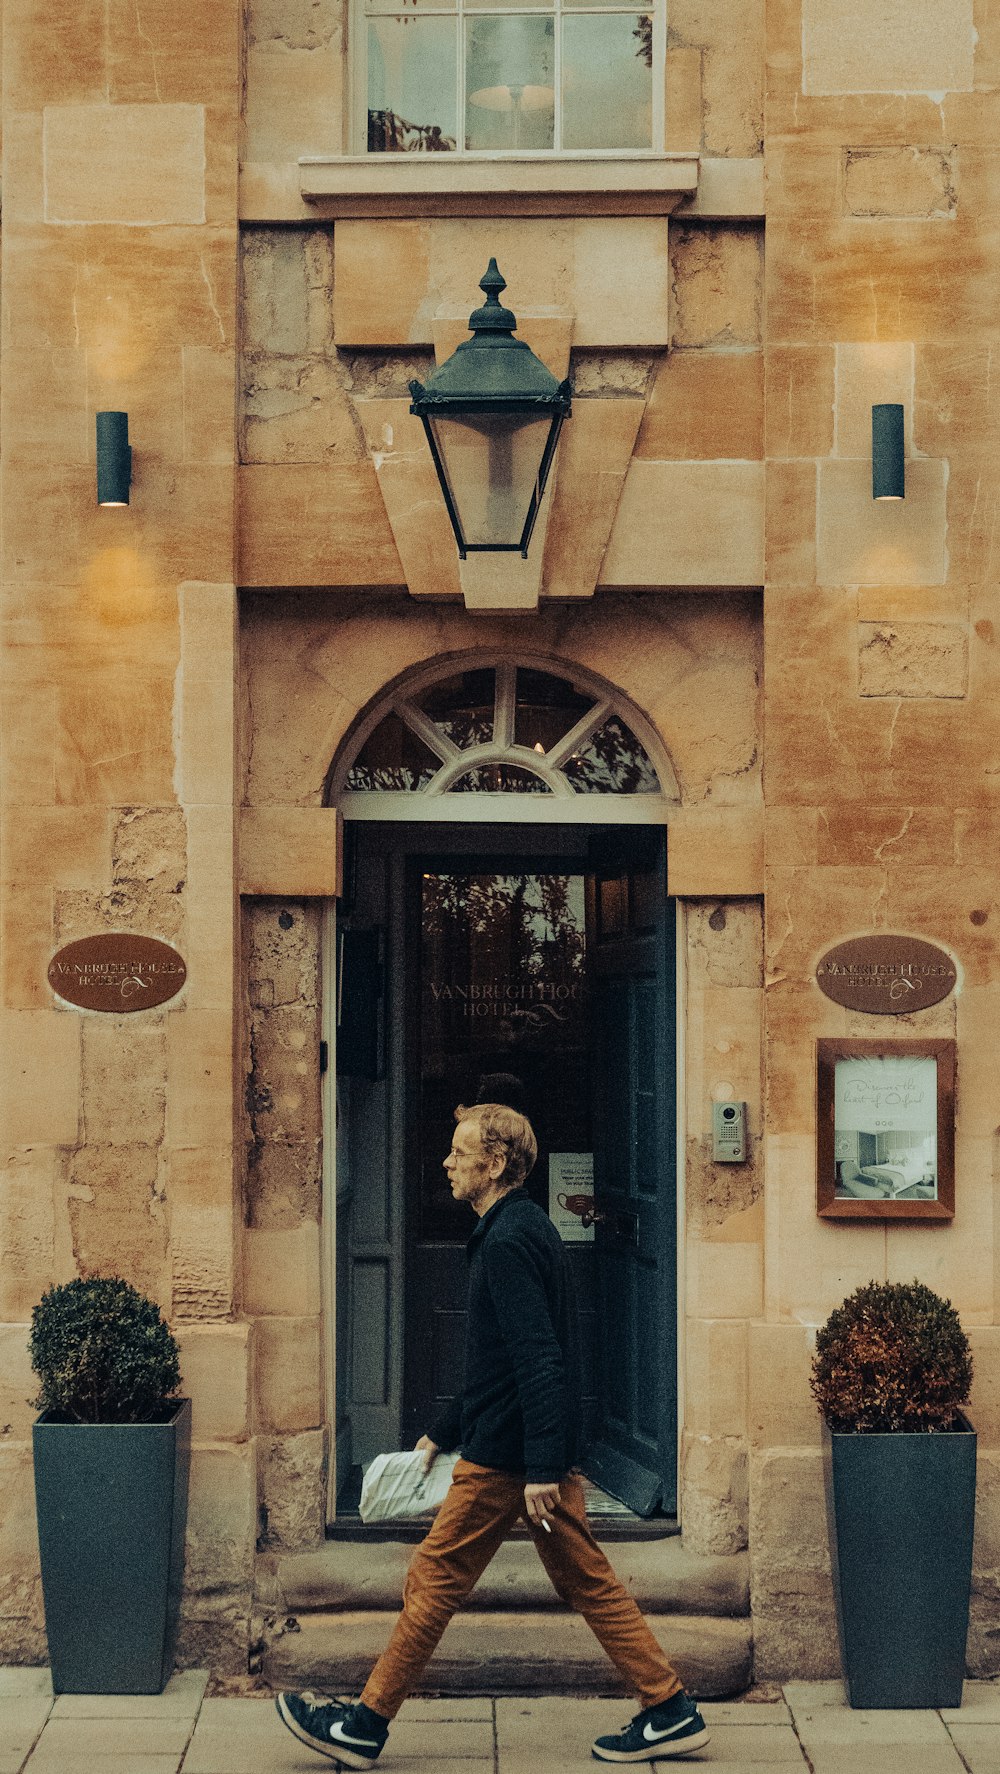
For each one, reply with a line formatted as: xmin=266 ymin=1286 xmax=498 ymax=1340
xmin=351 ymin=0 xmax=667 ymax=157
xmin=331 ymin=652 xmax=679 ymax=822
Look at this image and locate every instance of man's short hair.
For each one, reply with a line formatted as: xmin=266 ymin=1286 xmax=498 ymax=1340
xmin=456 ymin=1102 xmax=538 ymax=1188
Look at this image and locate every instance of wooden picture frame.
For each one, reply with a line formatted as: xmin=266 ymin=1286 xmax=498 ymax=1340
xmin=817 ymin=1038 xmax=956 ymax=1220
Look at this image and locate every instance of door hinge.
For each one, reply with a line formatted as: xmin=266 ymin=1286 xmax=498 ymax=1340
xmin=320 ymin=1040 xmax=329 ymax=1075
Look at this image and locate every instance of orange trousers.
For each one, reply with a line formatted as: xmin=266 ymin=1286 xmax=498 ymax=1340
xmin=360 ymin=1458 xmax=683 ymax=1720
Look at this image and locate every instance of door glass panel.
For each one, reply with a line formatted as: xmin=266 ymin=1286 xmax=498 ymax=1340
xmin=346 ymin=712 xmax=442 ymax=790
xmin=417 ymin=669 xmax=495 ymax=749
xmin=465 ymin=15 xmax=555 ymax=149
xmin=367 ymin=16 xmax=458 ymax=153
xmin=564 ymin=715 xmax=660 ymax=794
xmin=561 ymin=13 xmax=652 ymax=150
xmin=419 ymin=872 xmax=590 ymax=1239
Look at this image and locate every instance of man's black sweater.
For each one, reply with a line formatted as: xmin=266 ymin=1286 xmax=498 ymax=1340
xmin=428 ymin=1187 xmax=583 ymax=1484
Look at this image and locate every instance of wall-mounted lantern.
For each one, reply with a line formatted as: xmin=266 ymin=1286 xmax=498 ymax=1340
xmin=409 ymin=259 xmax=571 ymax=559
xmin=872 ymin=403 xmax=905 ymax=501
xmin=96 ymin=411 xmax=132 ymax=507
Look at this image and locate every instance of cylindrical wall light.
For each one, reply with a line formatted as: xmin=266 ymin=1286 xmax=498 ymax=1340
xmin=96 ymin=411 xmax=132 ymax=507
xmin=872 ymin=403 xmax=905 ymax=501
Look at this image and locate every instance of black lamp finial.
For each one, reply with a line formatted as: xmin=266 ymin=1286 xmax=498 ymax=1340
xmin=468 ymin=259 xmax=517 ymax=336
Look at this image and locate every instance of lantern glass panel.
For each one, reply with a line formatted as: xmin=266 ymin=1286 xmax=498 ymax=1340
xmin=428 ymin=411 xmax=553 ymax=548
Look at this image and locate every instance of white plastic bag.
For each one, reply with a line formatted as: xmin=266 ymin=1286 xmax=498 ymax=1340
xmin=359 ymin=1449 xmax=459 ymax=1523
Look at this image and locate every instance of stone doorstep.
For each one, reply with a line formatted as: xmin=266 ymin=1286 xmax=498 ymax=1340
xmin=263 ymin=1610 xmax=752 ymax=1700
xmin=271 ymin=1539 xmax=749 ymax=1618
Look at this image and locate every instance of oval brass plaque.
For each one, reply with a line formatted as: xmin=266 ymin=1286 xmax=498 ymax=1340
xmin=48 ymin=934 xmax=187 ymax=1013
xmin=815 ymin=934 xmax=957 ymax=1015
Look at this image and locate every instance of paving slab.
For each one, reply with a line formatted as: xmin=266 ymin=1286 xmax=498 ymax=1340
xmin=941 ymin=1681 xmax=1000 ymax=1723
xmin=496 ymin=1695 xmax=630 ymax=1765
xmin=395 ymin=1699 xmax=494 ymax=1720
xmin=183 ymin=1704 xmax=309 ymax=1774
xmin=943 ymin=1726 xmax=1000 ymax=1774
xmin=702 ymin=1700 xmax=793 ymax=1726
xmin=51 ymin=1671 xmax=209 ymax=1719
xmin=375 ymin=1765 xmax=489 ymax=1774
xmin=699 ymin=1724 xmax=807 ymax=1762
xmin=496 ymin=1695 xmax=632 ymax=1739
xmin=803 ymin=1748 xmax=968 ymax=1774
xmin=0 ymin=1673 xmax=52 ymax=1699
xmin=782 ymin=1680 xmax=848 ymax=1710
xmin=789 ymin=1704 xmax=954 ymax=1746
xmin=382 ymin=1720 xmax=494 ymax=1758
xmin=498 ymin=1755 xmax=716 ymax=1774
xmin=0 ymin=1700 xmax=52 ymax=1756
xmin=23 ymin=1718 xmax=193 ymax=1758
xmin=21 ymin=1753 xmax=184 ymax=1774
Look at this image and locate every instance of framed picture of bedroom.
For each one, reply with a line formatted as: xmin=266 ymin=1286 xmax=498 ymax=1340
xmin=817 ymin=1038 xmax=956 ymax=1220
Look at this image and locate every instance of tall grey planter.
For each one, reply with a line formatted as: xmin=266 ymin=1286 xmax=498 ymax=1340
xmin=824 ymin=1413 xmax=976 ymax=1709
xmin=33 ymin=1398 xmax=191 ymax=1694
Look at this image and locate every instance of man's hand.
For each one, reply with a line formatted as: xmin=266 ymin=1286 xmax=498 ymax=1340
xmin=524 ymin=1480 xmax=560 ymax=1529
xmin=415 ymin=1434 xmax=440 ymax=1474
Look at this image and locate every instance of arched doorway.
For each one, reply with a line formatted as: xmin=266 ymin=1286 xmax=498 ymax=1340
xmin=326 ymin=656 xmax=679 ymax=1524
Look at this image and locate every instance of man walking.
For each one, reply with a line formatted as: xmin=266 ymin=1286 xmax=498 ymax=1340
xmin=276 ymin=1103 xmax=708 ymax=1766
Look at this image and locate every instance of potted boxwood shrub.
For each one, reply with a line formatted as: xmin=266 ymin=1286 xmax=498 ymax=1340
xmin=811 ymin=1278 xmax=975 ymax=1709
xmin=30 ymin=1276 xmax=191 ymax=1694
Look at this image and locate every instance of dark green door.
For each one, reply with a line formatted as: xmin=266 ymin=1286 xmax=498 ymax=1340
xmin=581 ymin=830 xmax=676 ymax=1516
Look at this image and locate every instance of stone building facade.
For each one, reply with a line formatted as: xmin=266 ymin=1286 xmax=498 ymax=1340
xmin=1 ymin=0 xmax=999 ymax=1691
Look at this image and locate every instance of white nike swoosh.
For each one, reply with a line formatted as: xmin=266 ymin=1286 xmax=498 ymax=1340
xmin=330 ymin=1726 xmax=379 ymax=1747
xmin=642 ymin=1718 xmax=692 ymax=1742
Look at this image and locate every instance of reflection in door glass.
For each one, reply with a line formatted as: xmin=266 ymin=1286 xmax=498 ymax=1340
xmin=419 ymin=872 xmax=590 ymax=1240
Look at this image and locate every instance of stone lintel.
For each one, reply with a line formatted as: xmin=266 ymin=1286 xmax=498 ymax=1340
xmin=240 ymin=808 xmax=343 ymax=898
xmin=668 ymin=808 xmax=764 ymax=897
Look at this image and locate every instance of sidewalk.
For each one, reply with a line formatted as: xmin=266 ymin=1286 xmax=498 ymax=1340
xmin=2 ymin=1670 xmax=998 ymax=1774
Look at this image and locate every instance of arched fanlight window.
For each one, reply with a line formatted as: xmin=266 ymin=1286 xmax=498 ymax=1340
xmin=332 ymin=660 xmax=677 ymax=822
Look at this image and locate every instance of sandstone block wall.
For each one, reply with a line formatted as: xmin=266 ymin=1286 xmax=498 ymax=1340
xmin=2 ymin=0 xmax=999 ymax=1690
xmin=756 ymin=0 xmax=1000 ymax=1681
xmin=0 ymin=0 xmax=254 ymax=1670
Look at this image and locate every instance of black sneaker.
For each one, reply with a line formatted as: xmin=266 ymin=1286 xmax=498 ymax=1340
xmin=275 ymin=1692 xmax=389 ymax=1766
xmin=592 ymin=1690 xmax=710 ymax=1762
